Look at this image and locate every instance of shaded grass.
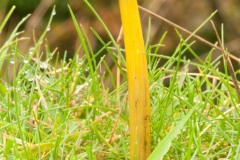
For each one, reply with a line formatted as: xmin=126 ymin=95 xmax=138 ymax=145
xmin=0 ymin=2 xmax=240 ymax=160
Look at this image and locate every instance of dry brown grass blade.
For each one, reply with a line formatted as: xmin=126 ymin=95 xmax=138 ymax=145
xmin=210 ymin=20 xmax=240 ymax=102
xmin=116 ymin=26 xmax=123 ymax=103
xmin=138 ymin=5 xmax=240 ymax=63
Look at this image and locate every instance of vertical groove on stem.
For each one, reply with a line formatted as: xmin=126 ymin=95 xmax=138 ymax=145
xmin=119 ymin=0 xmax=151 ymax=159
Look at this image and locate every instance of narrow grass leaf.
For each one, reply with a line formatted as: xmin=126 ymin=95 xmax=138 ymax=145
xmin=148 ymin=107 xmax=195 ymax=160
xmin=0 ymin=6 xmax=15 ymax=33
xmin=0 ymin=14 xmax=31 ymax=69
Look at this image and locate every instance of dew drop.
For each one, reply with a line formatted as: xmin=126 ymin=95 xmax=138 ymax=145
xmin=29 ymin=47 xmax=34 ymax=55
xmin=79 ymin=61 xmax=83 ymax=65
xmin=10 ymin=59 xmax=15 ymax=64
xmin=47 ymin=27 xmax=51 ymax=31
xmin=85 ymin=67 xmax=89 ymax=72
xmin=46 ymin=79 xmax=50 ymax=84
xmin=24 ymin=70 xmax=29 ymax=75
xmin=6 ymin=86 xmax=13 ymax=91
xmin=23 ymin=59 xmax=29 ymax=64
xmin=52 ymin=10 xmax=56 ymax=16
xmin=25 ymin=73 xmax=35 ymax=82
xmin=28 ymin=77 xmax=34 ymax=82
xmin=40 ymin=62 xmax=48 ymax=69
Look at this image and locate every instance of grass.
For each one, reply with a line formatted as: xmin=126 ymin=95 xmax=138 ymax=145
xmin=0 ymin=2 xmax=240 ymax=160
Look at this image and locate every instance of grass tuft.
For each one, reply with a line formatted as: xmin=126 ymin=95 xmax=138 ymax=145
xmin=0 ymin=2 xmax=239 ymax=160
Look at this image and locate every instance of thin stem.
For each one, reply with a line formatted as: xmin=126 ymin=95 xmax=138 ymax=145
xmin=138 ymin=6 xmax=239 ymax=62
xmin=210 ymin=20 xmax=240 ymax=102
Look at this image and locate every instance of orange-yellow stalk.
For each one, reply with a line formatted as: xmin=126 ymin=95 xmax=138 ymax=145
xmin=119 ymin=0 xmax=151 ymax=159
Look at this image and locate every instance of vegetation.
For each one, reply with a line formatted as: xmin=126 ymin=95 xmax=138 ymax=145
xmin=0 ymin=1 xmax=240 ymax=159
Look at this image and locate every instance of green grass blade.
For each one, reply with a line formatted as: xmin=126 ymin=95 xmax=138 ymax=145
xmin=83 ymin=0 xmax=127 ymax=78
xmin=0 ymin=14 xmax=31 ymax=69
xmin=0 ymin=6 xmax=15 ymax=33
xmin=68 ymin=5 xmax=97 ymax=100
xmin=148 ymin=107 xmax=195 ymax=160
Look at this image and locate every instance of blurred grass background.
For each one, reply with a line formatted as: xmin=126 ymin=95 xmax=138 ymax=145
xmin=1 ymin=0 xmax=240 ymax=81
